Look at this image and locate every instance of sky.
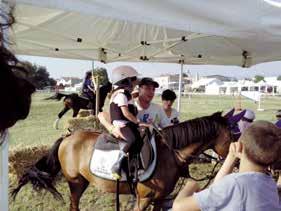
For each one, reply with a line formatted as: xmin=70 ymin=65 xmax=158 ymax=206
xmin=18 ymin=55 xmax=281 ymax=80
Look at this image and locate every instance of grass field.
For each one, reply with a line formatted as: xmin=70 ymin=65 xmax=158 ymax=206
xmin=8 ymin=92 xmax=281 ymax=210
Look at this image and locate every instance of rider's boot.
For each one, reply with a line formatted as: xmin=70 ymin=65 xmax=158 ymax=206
xmin=111 ymin=150 xmax=127 ymax=180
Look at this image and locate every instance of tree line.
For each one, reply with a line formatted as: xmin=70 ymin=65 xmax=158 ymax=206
xmin=21 ymin=61 xmax=109 ymax=90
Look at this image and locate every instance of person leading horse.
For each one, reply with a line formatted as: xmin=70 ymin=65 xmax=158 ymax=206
xmin=81 ymin=71 xmax=95 ymax=110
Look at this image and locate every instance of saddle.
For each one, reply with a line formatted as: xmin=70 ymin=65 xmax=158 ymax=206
xmin=90 ymin=128 xmax=157 ymax=182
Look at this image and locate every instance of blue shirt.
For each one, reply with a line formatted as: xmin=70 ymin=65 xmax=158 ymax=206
xmin=275 ymin=119 xmax=281 ymax=128
xmin=83 ymin=79 xmax=94 ymax=92
xmin=194 ymin=172 xmax=281 ymax=211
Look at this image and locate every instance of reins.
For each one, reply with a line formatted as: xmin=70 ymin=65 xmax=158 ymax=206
xmin=155 ymin=125 xmax=224 ymax=187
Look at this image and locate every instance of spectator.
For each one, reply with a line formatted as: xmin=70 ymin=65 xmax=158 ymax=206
xmin=161 ymin=89 xmax=179 ymax=125
xmin=173 ymin=121 xmax=281 ymax=211
xmin=238 ymin=109 xmax=255 ymax=133
xmin=275 ymin=110 xmax=281 ymax=128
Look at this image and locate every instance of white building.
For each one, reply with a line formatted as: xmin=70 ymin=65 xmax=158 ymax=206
xmin=64 ymin=82 xmax=82 ymax=93
xmin=56 ymin=77 xmax=82 ymax=87
xmin=264 ymin=77 xmax=281 ymax=93
xmin=191 ymin=78 xmax=223 ymax=93
xmin=154 ymin=74 xmax=192 ymax=94
xmin=154 ymin=75 xmax=170 ymax=90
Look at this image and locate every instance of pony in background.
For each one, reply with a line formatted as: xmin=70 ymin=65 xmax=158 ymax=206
xmin=45 ymin=82 xmax=112 ymax=129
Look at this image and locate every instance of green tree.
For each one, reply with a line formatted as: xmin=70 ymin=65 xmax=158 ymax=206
xmin=92 ymin=67 xmax=109 ymax=86
xmin=277 ymin=75 xmax=281 ymax=81
xmin=22 ymin=61 xmax=56 ymax=89
xmin=254 ymin=75 xmax=264 ymax=83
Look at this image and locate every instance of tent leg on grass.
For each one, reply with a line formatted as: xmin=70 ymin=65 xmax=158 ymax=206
xmin=177 ymin=57 xmax=184 ymax=114
xmin=0 ymin=130 xmax=9 ymax=211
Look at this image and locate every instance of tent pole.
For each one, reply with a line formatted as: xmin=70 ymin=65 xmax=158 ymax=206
xmin=0 ymin=130 xmax=8 ymax=211
xmin=177 ymin=57 xmax=184 ymax=113
xmin=0 ymin=2 xmax=10 ymax=210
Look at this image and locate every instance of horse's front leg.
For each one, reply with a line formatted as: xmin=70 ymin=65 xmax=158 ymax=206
xmin=58 ymin=106 xmax=70 ymax=119
xmin=54 ymin=107 xmax=70 ymax=129
xmin=72 ymin=108 xmax=80 ymax=117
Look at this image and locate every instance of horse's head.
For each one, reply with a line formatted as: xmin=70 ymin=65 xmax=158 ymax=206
xmin=212 ymin=109 xmax=245 ymax=158
xmin=162 ymin=111 xmax=243 ymax=159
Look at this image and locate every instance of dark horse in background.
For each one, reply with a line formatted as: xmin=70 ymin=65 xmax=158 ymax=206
xmin=12 ymin=111 xmax=244 ymax=211
xmin=0 ymin=8 xmax=35 ymax=138
xmin=45 ymin=82 xmax=112 ymax=129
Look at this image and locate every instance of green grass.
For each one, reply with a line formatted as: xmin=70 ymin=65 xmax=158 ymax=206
xmin=8 ymin=92 xmax=281 ymax=210
xmin=9 ymin=93 xmax=280 ymax=148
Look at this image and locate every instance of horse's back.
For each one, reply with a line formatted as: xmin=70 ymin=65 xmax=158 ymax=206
xmin=58 ymin=130 xmax=101 ymax=179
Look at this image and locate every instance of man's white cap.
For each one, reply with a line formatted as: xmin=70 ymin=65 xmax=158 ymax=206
xmin=244 ymin=109 xmax=255 ymax=120
xmin=111 ymin=65 xmax=139 ymax=84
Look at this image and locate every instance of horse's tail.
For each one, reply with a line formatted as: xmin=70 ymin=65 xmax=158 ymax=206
xmin=44 ymin=92 xmax=68 ymax=101
xmin=11 ymin=137 xmax=65 ymax=200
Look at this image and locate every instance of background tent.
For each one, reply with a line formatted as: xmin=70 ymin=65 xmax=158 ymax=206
xmin=10 ymin=0 xmax=281 ymax=67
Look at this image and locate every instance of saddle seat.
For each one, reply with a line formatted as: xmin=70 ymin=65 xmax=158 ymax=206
xmin=90 ymin=128 xmax=157 ymax=182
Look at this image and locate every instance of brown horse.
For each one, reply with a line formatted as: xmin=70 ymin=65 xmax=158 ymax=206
xmin=12 ymin=112 xmax=241 ymax=210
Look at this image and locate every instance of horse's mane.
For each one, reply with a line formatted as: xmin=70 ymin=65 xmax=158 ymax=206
xmin=162 ymin=112 xmax=228 ymax=149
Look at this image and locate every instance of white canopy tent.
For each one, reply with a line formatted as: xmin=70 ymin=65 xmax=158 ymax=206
xmin=3 ymin=1 xmax=281 ymax=210
xmin=10 ymin=0 xmax=281 ymax=67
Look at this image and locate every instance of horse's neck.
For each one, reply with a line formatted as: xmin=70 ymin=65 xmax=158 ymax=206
xmin=178 ymin=143 xmax=202 ymax=160
xmin=178 ymin=141 xmax=214 ymax=164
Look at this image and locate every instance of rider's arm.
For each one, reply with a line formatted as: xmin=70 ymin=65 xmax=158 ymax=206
xmin=120 ymin=106 xmax=139 ymax=125
xmin=173 ymin=180 xmax=201 ymax=211
xmin=87 ymin=84 xmax=95 ymax=92
xmin=213 ymin=142 xmax=241 ymax=184
xmin=97 ymin=112 xmax=125 ymax=139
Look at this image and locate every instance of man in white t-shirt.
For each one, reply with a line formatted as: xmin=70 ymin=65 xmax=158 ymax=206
xmin=135 ymin=77 xmax=170 ymax=128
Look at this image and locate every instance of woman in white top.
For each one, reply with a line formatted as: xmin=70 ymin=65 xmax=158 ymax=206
xmin=161 ymin=89 xmax=179 ymax=125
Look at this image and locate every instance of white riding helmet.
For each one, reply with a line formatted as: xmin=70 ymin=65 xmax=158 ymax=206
xmin=243 ymin=109 xmax=255 ymax=121
xmin=111 ymin=65 xmax=139 ymax=85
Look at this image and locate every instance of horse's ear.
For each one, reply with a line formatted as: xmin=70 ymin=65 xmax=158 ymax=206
xmin=223 ymin=108 xmax=235 ymax=119
xmin=229 ymin=110 xmax=246 ymax=124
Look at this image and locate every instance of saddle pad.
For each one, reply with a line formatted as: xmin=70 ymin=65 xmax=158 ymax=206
xmin=90 ymin=135 xmax=157 ymax=182
xmin=95 ymin=133 xmax=120 ymax=151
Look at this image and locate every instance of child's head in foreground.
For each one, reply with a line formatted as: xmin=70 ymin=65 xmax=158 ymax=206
xmin=239 ymin=120 xmax=281 ymax=167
